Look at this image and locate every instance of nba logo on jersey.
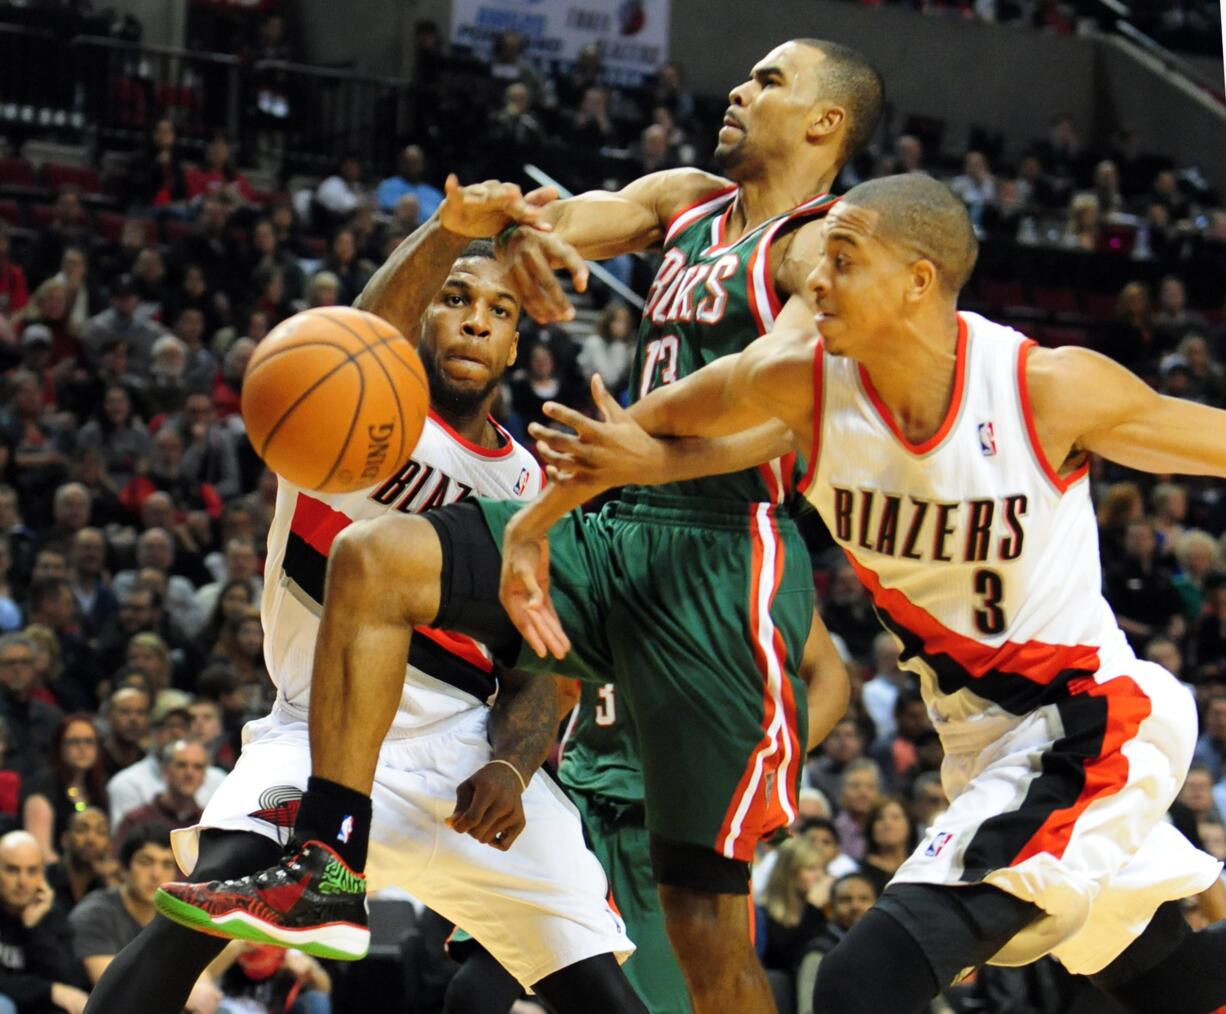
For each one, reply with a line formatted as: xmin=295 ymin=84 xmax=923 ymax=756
xmin=977 ymin=421 xmax=997 ymax=457
xmin=513 ymin=468 xmax=531 ymax=496
xmin=925 ymin=831 xmax=954 ymax=858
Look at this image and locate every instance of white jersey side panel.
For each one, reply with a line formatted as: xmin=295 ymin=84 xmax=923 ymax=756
xmin=803 ymin=312 xmax=1135 ymax=728
xmin=261 ymin=412 xmax=542 ymax=738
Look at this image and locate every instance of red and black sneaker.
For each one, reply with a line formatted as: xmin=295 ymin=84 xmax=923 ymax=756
xmin=154 ymin=840 xmax=370 ymax=961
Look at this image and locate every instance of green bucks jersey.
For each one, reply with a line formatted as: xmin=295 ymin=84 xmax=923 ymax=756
xmin=627 ymin=186 xmax=838 ymax=507
xmin=558 ymin=681 xmax=643 ymax=805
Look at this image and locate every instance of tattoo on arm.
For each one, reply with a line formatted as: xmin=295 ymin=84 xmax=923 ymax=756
xmin=488 ymin=669 xmax=558 ymax=779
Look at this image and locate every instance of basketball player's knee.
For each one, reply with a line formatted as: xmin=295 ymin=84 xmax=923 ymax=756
xmin=329 ymin=516 xmax=434 ymax=612
xmin=661 ymin=889 xmax=752 ymax=986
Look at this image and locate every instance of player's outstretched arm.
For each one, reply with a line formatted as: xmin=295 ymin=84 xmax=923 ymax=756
xmin=447 ymin=667 xmax=558 ymax=851
xmin=503 ymin=168 xmax=729 ymax=322
xmin=354 ymin=174 xmax=565 ymax=337
xmin=1028 ymin=346 xmax=1226 ymax=477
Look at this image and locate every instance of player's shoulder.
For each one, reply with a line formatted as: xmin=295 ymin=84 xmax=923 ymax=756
xmin=632 ymin=168 xmax=734 ymax=227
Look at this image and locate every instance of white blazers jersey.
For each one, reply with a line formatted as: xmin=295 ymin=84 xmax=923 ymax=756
xmin=261 ymin=410 xmax=543 ymax=738
xmin=799 ymin=312 xmax=1219 ymax=973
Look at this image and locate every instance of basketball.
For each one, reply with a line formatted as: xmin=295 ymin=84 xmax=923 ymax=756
xmin=241 ymin=307 xmax=429 ymax=493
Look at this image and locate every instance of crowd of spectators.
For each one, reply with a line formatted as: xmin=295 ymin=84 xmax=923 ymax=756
xmin=0 ymin=7 xmax=1222 ymax=1013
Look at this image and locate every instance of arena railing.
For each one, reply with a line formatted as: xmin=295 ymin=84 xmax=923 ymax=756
xmin=523 ymin=162 xmax=647 ymax=311
xmin=0 ymin=23 xmax=85 ymax=139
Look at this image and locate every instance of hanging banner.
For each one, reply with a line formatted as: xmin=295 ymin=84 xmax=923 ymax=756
xmin=450 ymin=0 xmax=670 ymax=82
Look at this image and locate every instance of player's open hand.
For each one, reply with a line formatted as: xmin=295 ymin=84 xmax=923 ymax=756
xmin=500 ymin=515 xmax=571 ymax=660
xmin=531 ymin=374 xmax=667 ymax=488
xmin=447 ymin=761 xmax=527 ymax=851
xmin=500 ymin=227 xmax=589 ymax=324
xmin=437 ymin=174 xmax=558 ymax=240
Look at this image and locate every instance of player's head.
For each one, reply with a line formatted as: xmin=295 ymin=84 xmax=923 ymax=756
xmin=808 ymin=173 xmax=977 ymax=357
xmin=716 ymin=39 xmax=883 ymax=182
xmin=419 ymin=241 xmax=520 ymax=418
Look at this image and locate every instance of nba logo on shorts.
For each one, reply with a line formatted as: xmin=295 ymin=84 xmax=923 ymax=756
xmin=513 ymin=468 xmax=531 ymax=496
xmin=925 ymin=831 xmax=954 ymax=857
xmin=977 ymin=421 xmax=997 ymax=457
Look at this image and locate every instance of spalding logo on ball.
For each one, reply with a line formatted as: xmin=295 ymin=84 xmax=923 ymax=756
xmin=240 ymin=306 xmax=429 ymax=493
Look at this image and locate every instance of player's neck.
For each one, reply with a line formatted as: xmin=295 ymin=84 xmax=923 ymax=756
xmin=728 ymin=161 xmax=839 ymax=239
xmin=859 ymin=310 xmax=961 ymax=445
xmin=437 ymin=399 xmax=501 ymax=450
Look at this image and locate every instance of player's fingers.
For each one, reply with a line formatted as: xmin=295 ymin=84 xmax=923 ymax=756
xmin=451 ymin=784 xmax=495 ymax=835
xmin=530 ymin=598 xmax=571 ymax=658
xmin=497 ymin=813 xmax=526 ymax=850
xmin=470 ymin=800 xmax=515 ymax=844
xmin=544 ymin=238 xmax=589 ymax=294
xmin=523 ymin=244 xmax=574 ymax=321
xmin=540 ymin=401 xmax=599 ymax=437
xmin=443 ymin=173 xmax=461 ymax=197
xmin=591 ymin=374 xmax=624 ymax=419
xmin=544 ymin=463 xmax=579 ymax=484
xmin=446 ymin=779 xmax=475 ymax=829
xmin=527 ymin=421 xmax=582 ymax=450
xmin=512 ymin=606 xmax=549 ymax=658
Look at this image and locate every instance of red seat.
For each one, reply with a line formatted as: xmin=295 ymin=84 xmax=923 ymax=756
xmin=161 ymin=218 xmax=192 ymax=244
xmin=1032 ymin=286 xmax=1079 ymax=315
xmin=42 ymin=163 xmax=101 ymax=194
xmin=95 ymin=210 xmax=125 ymax=243
xmin=980 ymin=280 xmax=1026 ymax=309
xmin=1081 ymin=291 xmax=1117 ymax=321
xmin=0 ymin=158 xmax=37 ymax=188
xmin=0 ymin=201 xmax=21 ymax=227
xmin=27 ymin=204 xmax=55 ymax=230
xmin=1042 ymin=325 xmax=1091 ymax=348
xmin=248 ymin=189 xmax=286 ymax=207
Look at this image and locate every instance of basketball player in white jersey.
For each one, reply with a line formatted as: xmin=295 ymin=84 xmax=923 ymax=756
xmin=85 ymin=179 xmax=644 ymax=1014
xmin=515 ymin=173 xmax=1226 ymax=1014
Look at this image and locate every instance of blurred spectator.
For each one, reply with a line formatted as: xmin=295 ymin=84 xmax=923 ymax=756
xmin=323 ymin=228 xmax=372 ymax=306
xmin=1096 ymin=480 xmax=1145 ymax=560
xmin=870 ymin=691 xmax=932 ymax=790
xmin=1173 ymin=529 xmax=1223 ymax=623
xmin=1151 ymin=481 xmax=1189 ymax=560
xmin=1091 ymin=160 xmax=1125 ymax=215
xmin=0 ymin=539 xmax=19 ymax=633
xmin=1163 ymin=334 xmax=1226 ymax=406
xmin=1180 ymin=762 xmax=1221 ymax=822
xmin=1153 ymin=275 xmax=1210 ymax=351
xmin=212 ymin=338 xmax=254 ymax=420
xmin=759 ymin=837 xmax=829 ymax=1010
xmin=1062 ymin=192 xmax=1101 ymax=253
xmin=650 ymin=62 xmax=696 ymax=126
xmin=860 ymin=632 xmax=912 ymax=747
xmin=1104 ymin=518 xmax=1186 ymax=650
xmin=0 ymin=830 xmax=89 ymax=1014
xmin=99 ymin=686 xmax=150 ymax=779
xmin=795 ymin=873 xmax=879 ymax=1014
xmin=489 ymin=30 xmax=545 ymax=105
xmin=834 ymin=758 xmax=881 ymax=861
xmin=315 ymin=154 xmax=369 ymax=228
xmin=375 ymin=145 xmax=444 ymax=220
xmin=22 ymin=713 xmax=107 ymax=861
xmin=488 ymin=83 xmax=545 ymax=154
xmin=1015 ymin=152 xmax=1063 ymax=210
xmin=578 ymin=302 xmax=637 ymax=397
xmin=67 ymin=527 xmax=115 ymax=639
xmin=125 ymin=633 xmax=174 ymax=701
xmin=105 ymin=701 xmax=225 ymax=830
xmin=188 ymin=697 xmax=235 ymax=771
xmin=33 ymin=189 xmax=90 ymax=285
xmin=950 ymin=150 xmax=997 ymax=221
xmin=245 ymin=219 xmax=305 ymax=306
xmin=568 ymin=87 xmax=618 ymax=148
xmin=511 ymin=344 xmax=566 ymax=431
xmin=305 ymin=271 xmax=341 ymax=309
xmin=193 ymin=540 xmax=260 ymax=628
xmin=177 ymin=392 xmax=241 ymax=501
xmin=390 ymin=195 xmax=421 ymax=237
xmin=1196 ymin=582 xmax=1226 ymax=681
xmin=910 ymin=771 xmax=948 ymax=837
xmin=13 ymin=278 xmax=80 ymax=368
xmin=1099 ymin=281 xmax=1156 ymax=376
xmin=81 ymin=274 xmax=164 ymax=375
xmin=1149 ymin=169 xmax=1190 ymax=221
xmin=119 ymin=425 xmax=223 ymax=523
xmin=635 ymin=124 xmax=677 ymax=175
xmin=128 ymin=118 xmax=190 ymax=213
xmin=557 ymin=43 xmax=605 ymax=111
xmin=0 ymin=223 xmax=29 ymax=322
xmin=209 ymin=940 xmax=331 ymax=1014
xmin=53 ymin=247 xmax=102 ymax=337
xmin=807 ymin=718 xmax=865 ymax=806
xmin=206 ymin=605 xmax=268 ymax=704
xmin=146 ymin=334 xmax=189 ymax=418
xmin=894 ymin=134 xmax=925 ymax=174
xmin=68 ymin=822 xmax=180 ymax=986
xmin=822 ymin=564 xmax=880 ymax=661
xmin=76 ymin=385 xmax=151 ymax=491
xmin=43 ymin=805 xmax=110 ymax=912
xmin=187 ymin=133 xmax=255 ymax=210
xmin=0 ymin=633 xmax=61 ymax=778
xmin=194 ymin=578 xmax=255 ymax=659
xmin=1036 ymin=113 xmax=1085 ymax=183
xmin=172 ymin=198 xmax=240 ymax=303
xmin=113 ymin=739 xmax=206 ymax=843
xmin=113 ymin=528 xmax=204 ymax=637
xmin=856 ymin=797 xmax=918 ymax=896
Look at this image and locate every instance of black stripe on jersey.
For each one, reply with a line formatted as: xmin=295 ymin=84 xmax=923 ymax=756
xmin=282 ymin=530 xmax=495 ymax=704
xmin=283 ymin=531 xmax=328 ymax=603
xmin=875 ymin=608 xmax=1096 ymax=717
xmin=959 ymin=692 xmax=1108 ymax=880
xmin=408 ymin=634 xmax=497 ymax=704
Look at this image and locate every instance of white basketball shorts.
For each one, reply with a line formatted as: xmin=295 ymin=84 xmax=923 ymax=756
xmin=171 ymin=705 xmax=634 ymax=987
xmin=891 ymin=660 xmax=1222 ymax=975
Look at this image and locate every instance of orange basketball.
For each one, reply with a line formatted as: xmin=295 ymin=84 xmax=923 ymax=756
xmin=241 ymin=307 xmax=429 ymax=493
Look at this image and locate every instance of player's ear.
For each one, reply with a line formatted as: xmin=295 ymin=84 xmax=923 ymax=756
xmin=506 ymin=330 xmax=519 ymax=368
xmin=808 ymin=103 xmax=845 ymax=146
xmin=907 ymin=258 xmax=938 ymax=303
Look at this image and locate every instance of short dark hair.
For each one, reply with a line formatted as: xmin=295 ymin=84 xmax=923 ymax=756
xmin=118 ymin=821 xmax=172 ymax=868
xmin=459 ymin=239 xmax=497 ymax=261
xmin=798 ymin=816 xmax=839 ymax=843
xmin=196 ymin=662 xmax=240 ymax=700
xmin=842 ymin=174 xmax=979 ymax=293
xmin=795 ymin=39 xmax=885 ymax=160
xmin=893 ymin=688 xmax=925 ymax=717
xmin=28 ymin=577 xmax=70 ymax=613
xmin=831 ymin=871 xmax=877 ymax=900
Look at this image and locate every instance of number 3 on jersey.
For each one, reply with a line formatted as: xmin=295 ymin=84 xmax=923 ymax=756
xmin=640 ymin=335 xmax=680 ymax=398
xmin=594 ymin=684 xmax=617 ymax=727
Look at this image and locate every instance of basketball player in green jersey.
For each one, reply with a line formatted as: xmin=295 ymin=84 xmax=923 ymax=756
xmin=164 ymin=38 xmax=879 ymax=1014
